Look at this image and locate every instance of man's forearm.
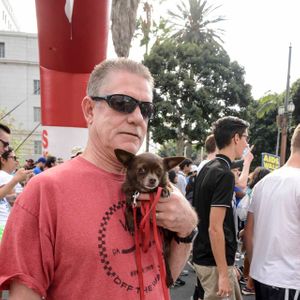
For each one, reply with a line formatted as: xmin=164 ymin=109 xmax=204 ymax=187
xmin=209 ymin=227 xmax=228 ymax=274
xmin=168 ymin=240 xmax=192 ymax=281
xmin=244 ymin=213 xmax=254 ymax=263
xmin=238 ymin=162 xmax=251 ymax=190
xmin=9 ymin=281 xmax=41 ymax=300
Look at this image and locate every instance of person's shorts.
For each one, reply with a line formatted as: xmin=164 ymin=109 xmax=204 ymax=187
xmin=193 ymin=264 xmax=242 ymax=300
xmin=254 ymin=280 xmax=300 ymax=300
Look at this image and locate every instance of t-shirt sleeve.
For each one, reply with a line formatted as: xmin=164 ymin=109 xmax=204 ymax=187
xmin=211 ymin=171 xmax=235 ymax=208
xmin=0 ymin=176 xmax=55 ymax=297
xmin=0 ymin=172 xmax=12 ymax=187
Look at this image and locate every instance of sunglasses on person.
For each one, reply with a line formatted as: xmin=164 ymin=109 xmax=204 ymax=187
xmin=90 ymin=94 xmax=154 ymax=120
xmin=8 ymin=155 xmax=18 ymax=161
xmin=0 ymin=139 xmax=9 ymax=148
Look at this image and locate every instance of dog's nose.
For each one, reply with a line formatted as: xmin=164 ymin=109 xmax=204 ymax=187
xmin=149 ymin=178 xmax=157 ymax=185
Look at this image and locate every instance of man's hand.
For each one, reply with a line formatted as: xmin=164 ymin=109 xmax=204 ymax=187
xmin=217 ymin=273 xmax=232 ymax=298
xmin=14 ymin=168 xmax=33 ymax=183
xmin=155 ymin=187 xmax=198 ymax=237
xmin=243 ymin=145 xmax=254 ymax=165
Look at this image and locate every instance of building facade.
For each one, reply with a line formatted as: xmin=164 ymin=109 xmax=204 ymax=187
xmin=0 ymin=30 xmax=42 ymax=162
xmin=0 ymin=0 xmax=19 ymax=31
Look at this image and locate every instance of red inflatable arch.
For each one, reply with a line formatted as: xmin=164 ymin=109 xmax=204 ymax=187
xmin=35 ymin=0 xmax=109 ymax=158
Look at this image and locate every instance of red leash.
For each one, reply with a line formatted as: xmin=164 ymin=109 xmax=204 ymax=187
xmin=133 ymin=187 xmax=170 ymax=300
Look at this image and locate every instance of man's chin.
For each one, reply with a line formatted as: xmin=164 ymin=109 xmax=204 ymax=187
xmin=115 ymin=143 xmax=142 ymax=155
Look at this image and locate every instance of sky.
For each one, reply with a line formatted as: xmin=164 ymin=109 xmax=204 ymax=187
xmin=8 ymin=0 xmax=300 ymax=100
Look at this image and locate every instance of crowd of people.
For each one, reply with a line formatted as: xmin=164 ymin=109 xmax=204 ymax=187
xmin=0 ymin=140 xmax=83 ymax=242
xmin=0 ymin=58 xmax=299 ymax=300
xmin=168 ymin=120 xmax=300 ymax=300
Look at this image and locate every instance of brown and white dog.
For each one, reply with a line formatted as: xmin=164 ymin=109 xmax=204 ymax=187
xmin=115 ymin=148 xmax=185 ymax=286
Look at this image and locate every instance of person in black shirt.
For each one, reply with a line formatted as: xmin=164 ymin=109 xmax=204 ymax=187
xmin=192 ymin=116 xmax=250 ymax=300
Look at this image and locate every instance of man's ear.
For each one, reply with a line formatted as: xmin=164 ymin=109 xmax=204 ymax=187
xmin=114 ymin=149 xmax=135 ymax=167
xmin=233 ymin=133 xmax=239 ymax=144
xmin=163 ymin=157 xmax=185 ymax=171
xmin=81 ymin=96 xmax=95 ymax=125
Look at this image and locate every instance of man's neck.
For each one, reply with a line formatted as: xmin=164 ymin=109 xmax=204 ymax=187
xmin=207 ymin=152 xmax=216 ymax=161
xmin=218 ymin=147 xmax=235 ymax=162
xmin=285 ymin=151 xmax=300 ymax=169
xmin=82 ymin=142 xmax=125 ymax=174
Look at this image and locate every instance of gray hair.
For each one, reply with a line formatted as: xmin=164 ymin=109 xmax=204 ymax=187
xmin=87 ymin=58 xmax=154 ymax=96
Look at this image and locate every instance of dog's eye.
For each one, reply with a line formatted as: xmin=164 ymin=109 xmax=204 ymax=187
xmin=155 ymin=169 xmax=163 ymax=177
xmin=138 ymin=167 xmax=146 ymax=175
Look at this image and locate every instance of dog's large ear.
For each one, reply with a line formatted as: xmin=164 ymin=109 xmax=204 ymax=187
xmin=163 ymin=156 xmax=185 ymax=171
xmin=114 ymin=149 xmax=135 ymax=167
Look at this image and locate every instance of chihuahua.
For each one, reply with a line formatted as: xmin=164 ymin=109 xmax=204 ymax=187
xmin=115 ymin=148 xmax=185 ymax=286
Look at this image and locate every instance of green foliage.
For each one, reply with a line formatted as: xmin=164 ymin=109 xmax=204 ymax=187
xmin=145 ymin=39 xmax=252 ymax=154
xmin=167 ymin=0 xmax=226 ymax=45
xmin=245 ymin=101 xmax=278 ymax=168
xmin=157 ymin=140 xmax=177 ymax=157
xmin=157 ymin=140 xmax=199 ymax=161
xmin=248 ymin=78 xmax=300 ymax=167
xmin=135 ymin=13 xmax=171 ymax=56
xmin=256 ymin=92 xmax=283 ymax=118
xmin=291 ymin=79 xmax=300 ymax=124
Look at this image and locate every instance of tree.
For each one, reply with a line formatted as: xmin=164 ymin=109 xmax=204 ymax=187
xmin=256 ymin=79 xmax=300 ymax=124
xmin=245 ymin=101 xmax=278 ymax=168
xmin=256 ymin=92 xmax=283 ymax=118
xmin=167 ymin=0 xmax=225 ymax=45
xmin=157 ymin=140 xmax=177 ymax=157
xmin=290 ymin=79 xmax=300 ymax=124
xmin=111 ymin=0 xmax=141 ymax=57
xmin=134 ymin=2 xmax=171 ymax=57
xmin=254 ymin=79 xmax=300 ymax=163
xmin=144 ymin=39 xmax=252 ymax=155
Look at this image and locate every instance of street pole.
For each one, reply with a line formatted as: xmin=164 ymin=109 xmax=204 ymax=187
xmin=280 ymin=44 xmax=292 ymax=166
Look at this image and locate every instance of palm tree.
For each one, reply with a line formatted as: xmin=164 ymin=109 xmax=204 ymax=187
xmin=167 ymin=0 xmax=225 ymax=45
xmin=256 ymin=92 xmax=284 ymax=118
xmin=111 ymin=0 xmax=141 ymax=57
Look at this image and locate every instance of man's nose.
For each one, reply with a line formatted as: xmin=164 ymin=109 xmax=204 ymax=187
xmin=128 ymin=105 xmax=145 ymax=123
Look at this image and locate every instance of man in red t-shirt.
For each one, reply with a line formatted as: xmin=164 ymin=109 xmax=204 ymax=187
xmin=0 ymin=58 xmax=198 ymax=300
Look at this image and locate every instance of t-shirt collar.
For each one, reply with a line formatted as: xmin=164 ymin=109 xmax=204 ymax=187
xmin=216 ymin=154 xmax=232 ymax=167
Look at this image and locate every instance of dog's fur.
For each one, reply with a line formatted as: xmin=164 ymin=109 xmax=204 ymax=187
xmin=115 ymin=149 xmax=185 ymax=287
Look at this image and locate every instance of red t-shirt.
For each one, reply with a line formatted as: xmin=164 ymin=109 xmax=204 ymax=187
xmin=0 ymin=157 xmax=167 ymax=299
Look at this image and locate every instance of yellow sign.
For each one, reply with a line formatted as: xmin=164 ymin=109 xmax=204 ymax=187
xmin=261 ymin=153 xmax=280 ymax=171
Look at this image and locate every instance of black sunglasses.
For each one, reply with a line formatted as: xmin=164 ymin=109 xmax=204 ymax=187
xmin=0 ymin=139 xmax=9 ymax=148
xmin=90 ymin=94 xmax=154 ymax=120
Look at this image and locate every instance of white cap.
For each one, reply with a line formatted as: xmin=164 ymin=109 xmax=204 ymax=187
xmin=190 ymin=165 xmax=198 ymax=173
xmin=70 ymin=146 xmax=84 ymax=158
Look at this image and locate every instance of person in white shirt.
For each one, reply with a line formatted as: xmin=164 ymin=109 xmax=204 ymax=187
xmin=245 ymin=123 xmax=300 ymax=300
xmin=0 ymin=148 xmax=31 ymax=239
xmin=176 ymin=158 xmax=192 ymax=195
